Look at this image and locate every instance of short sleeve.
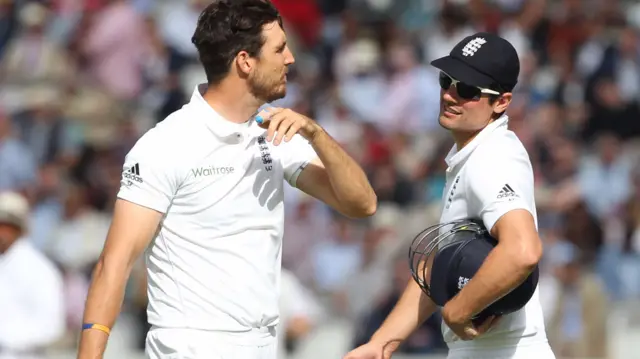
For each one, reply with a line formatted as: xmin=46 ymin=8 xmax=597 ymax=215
xmin=466 ymin=152 xmax=535 ymax=233
xmin=116 ymin=135 xmax=180 ymax=213
xmin=280 ymin=134 xmax=318 ymax=187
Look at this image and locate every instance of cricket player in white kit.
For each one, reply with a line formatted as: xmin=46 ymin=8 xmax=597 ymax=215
xmin=76 ymin=1 xmax=377 ymax=358
xmin=344 ymin=33 xmax=555 ymax=359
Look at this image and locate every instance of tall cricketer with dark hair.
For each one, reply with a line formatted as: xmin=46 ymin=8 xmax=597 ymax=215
xmin=77 ymin=1 xmax=376 ymax=358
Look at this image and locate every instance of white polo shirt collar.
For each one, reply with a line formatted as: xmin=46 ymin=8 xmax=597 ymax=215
xmin=445 ymin=115 xmax=509 ymax=168
xmin=190 ymin=84 xmax=264 ymax=140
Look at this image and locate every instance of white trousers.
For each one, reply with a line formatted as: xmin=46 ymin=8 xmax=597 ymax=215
xmin=447 ymin=343 xmax=556 ymax=359
xmin=145 ymin=327 xmax=278 ymax=359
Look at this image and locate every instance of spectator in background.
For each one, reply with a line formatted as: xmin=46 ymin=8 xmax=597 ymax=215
xmin=12 ymin=86 xmax=82 ymax=168
xmin=578 ymin=133 xmax=633 ymax=220
xmin=583 ymin=76 xmax=640 ymax=141
xmin=543 ymin=240 xmax=609 ymax=359
xmin=615 ymin=165 xmax=640 ymax=300
xmin=44 ymin=181 xmax=110 ymax=275
xmin=0 ymin=1 xmax=71 ymax=87
xmin=278 ymin=268 xmax=325 ymax=358
xmin=0 ymin=108 xmax=38 ymax=194
xmin=0 ymin=192 xmax=65 ymax=357
xmin=156 ymin=0 xmax=206 ymax=67
xmin=0 ymin=0 xmax=17 ymax=59
xmin=311 ymin=216 xmax=365 ymax=296
xmin=80 ymin=0 xmax=148 ymax=101
xmin=283 ymin=193 xmax=330 ymax=286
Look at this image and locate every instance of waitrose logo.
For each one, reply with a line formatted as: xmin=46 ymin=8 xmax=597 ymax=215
xmin=192 ymin=166 xmax=235 ymax=177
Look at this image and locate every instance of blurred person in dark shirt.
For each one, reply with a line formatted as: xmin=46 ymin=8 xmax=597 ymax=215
xmin=0 ymin=0 xmax=16 ymax=59
xmin=583 ymin=77 xmax=640 ymax=141
xmin=563 ymin=200 xmax=604 ymax=264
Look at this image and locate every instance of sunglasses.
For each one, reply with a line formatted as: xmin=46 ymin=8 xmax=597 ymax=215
xmin=439 ymin=72 xmax=501 ymax=100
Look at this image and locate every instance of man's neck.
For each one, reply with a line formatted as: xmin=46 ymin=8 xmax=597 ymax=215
xmin=453 ymin=130 xmax=480 ymax=151
xmin=202 ymin=80 xmax=264 ymax=124
xmin=453 ymin=117 xmax=497 ymax=150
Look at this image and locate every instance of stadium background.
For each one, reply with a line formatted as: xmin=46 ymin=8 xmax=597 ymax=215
xmin=1 ymin=0 xmax=640 ymax=358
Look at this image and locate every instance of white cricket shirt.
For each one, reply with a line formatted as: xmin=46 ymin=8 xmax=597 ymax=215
xmin=117 ymin=84 xmax=318 ymax=333
xmin=439 ymin=115 xmax=549 ymax=351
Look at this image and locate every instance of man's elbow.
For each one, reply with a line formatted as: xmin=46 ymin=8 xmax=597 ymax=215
xmin=347 ymin=194 xmax=377 ymax=218
xmin=517 ymin=239 xmax=543 ymax=271
xmin=362 ymin=194 xmax=378 ymax=217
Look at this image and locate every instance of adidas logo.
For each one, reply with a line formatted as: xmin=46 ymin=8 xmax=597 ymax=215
xmin=497 ymin=184 xmax=517 ymax=199
xmin=123 ymin=163 xmax=143 ymax=183
xmin=462 ymin=37 xmax=486 ymax=57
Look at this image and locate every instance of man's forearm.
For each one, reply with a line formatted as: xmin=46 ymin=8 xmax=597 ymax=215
xmin=309 ymin=128 xmax=376 ymax=215
xmin=370 ymin=279 xmax=437 ymax=352
xmin=77 ymin=259 xmax=130 ymax=359
xmin=446 ymin=242 xmax=539 ymax=320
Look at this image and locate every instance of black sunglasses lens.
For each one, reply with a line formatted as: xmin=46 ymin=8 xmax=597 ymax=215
xmin=439 ymin=72 xmax=481 ymax=100
xmin=439 ymin=73 xmax=452 ymax=90
xmin=455 ymin=82 xmax=482 ymax=100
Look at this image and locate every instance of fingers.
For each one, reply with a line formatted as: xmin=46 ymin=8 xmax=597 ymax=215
xmin=256 ymin=107 xmax=284 ymax=132
xmin=458 ymin=315 xmax=501 ymax=341
xmin=461 ymin=325 xmax=478 ymax=340
xmin=477 ymin=315 xmax=499 ymax=334
xmin=283 ymin=121 xmax=301 ymax=143
xmin=255 ymin=108 xmax=299 ymax=145
xmin=273 ymin=118 xmax=295 ymax=145
xmin=265 ymin=110 xmax=284 ymax=142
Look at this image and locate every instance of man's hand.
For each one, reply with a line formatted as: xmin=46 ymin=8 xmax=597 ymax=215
xmin=256 ymin=107 xmax=321 ymax=145
xmin=343 ymin=339 xmax=399 ymax=359
xmin=441 ymin=303 xmax=501 ymax=340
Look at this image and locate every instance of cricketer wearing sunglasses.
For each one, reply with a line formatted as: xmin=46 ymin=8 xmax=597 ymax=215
xmin=345 ymin=33 xmax=555 ymax=359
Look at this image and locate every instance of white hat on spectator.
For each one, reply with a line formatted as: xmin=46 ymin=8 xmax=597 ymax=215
xmin=341 ymin=38 xmax=381 ymax=76
xmin=19 ymin=2 xmax=47 ymax=28
xmin=0 ymin=192 xmax=29 ymax=231
xmin=628 ymin=3 xmax=640 ymax=29
xmin=372 ymin=203 xmax=400 ymax=230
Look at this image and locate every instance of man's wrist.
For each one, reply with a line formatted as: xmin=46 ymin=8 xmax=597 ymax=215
xmin=306 ymin=123 xmax=325 ymax=145
xmin=370 ymin=331 xmax=402 ymax=352
xmin=444 ymin=296 xmax=473 ymax=323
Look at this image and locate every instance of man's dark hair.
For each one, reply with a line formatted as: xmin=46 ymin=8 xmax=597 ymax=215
xmin=191 ymin=0 xmax=283 ymax=84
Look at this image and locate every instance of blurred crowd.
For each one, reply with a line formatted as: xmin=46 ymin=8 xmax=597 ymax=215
xmin=1 ymin=0 xmax=640 ymax=358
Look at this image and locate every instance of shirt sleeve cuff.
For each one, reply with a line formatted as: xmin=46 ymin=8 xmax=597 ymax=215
xmin=481 ymin=200 xmax=533 ymax=233
xmin=117 ymin=190 xmax=169 ymax=214
xmin=286 ymin=161 xmax=311 ymax=187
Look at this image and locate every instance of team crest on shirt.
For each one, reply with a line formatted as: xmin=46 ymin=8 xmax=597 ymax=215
xmin=257 ymin=136 xmax=273 ymax=171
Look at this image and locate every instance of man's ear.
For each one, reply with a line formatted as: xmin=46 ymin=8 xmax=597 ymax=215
xmin=493 ymin=92 xmax=512 ymax=113
xmin=235 ymin=50 xmax=256 ymax=77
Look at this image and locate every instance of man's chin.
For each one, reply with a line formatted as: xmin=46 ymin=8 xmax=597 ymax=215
xmin=438 ymin=115 xmax=455 ymax=130
xmin=264 ymin=89 xmax=286 ymax=104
